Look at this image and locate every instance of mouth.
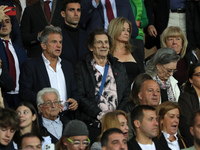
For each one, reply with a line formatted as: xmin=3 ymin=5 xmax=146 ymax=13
xmin=55 ymin=49 xmax=61 ymax=52
xmin=171 ymin=125 xmax=178 ymax=130
xmin=20 ymin=119 xmax=25 ymax=124
xmin=123 ymin=132 xmax=128 ymax=138
xmin=3 ymin=139 xmax=10 ymax=143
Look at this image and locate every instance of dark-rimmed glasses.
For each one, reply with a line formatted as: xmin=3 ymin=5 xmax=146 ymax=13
xmin=162 ymin=65 xmax=177 ymax=74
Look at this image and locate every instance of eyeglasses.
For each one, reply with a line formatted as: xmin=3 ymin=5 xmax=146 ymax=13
xmin=68 ymin=138 xmax=90 ymax=147
xmin=193 ymin=73 xmax=200 ymax=77
xmin=162 ymin=65 xmax=177 ymax=74
xmin=42 ymin=100 xmax=61 ymax=107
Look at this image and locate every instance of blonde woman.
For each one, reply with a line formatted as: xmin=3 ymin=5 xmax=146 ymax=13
xmin=108 ymin=17 xmax=144 ymax=84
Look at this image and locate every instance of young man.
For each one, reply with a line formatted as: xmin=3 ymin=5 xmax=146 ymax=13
xmin=0 ymin=107 xmax=20 ymax=149
xmin=18 ymin=133 xmax=43 ymax=150
xmin=101 ymin=128 xmax=128 ymax=150
xmin=128 ymin=105 xmax=162 ymax=150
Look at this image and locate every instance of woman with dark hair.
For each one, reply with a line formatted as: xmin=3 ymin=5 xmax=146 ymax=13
xmin=156 ymin=101 xmax=188 ymax=150
xmin=13 ymin=102 xmax=46 ymax=149
xmin=146 ymin=47 xmax=180 ymax=103
xmin=178 ymin=62 xmax=200 ymax=139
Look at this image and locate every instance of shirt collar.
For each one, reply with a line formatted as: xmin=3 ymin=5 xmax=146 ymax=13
xmin=42 ymin=116 xmax=61 ymax=125
xmin=41 ymin=53 xmax=62 ymax=65
xmin=162 ymin=131 xmax=178 ymax=141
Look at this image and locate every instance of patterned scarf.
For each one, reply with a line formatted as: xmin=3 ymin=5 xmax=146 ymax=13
xmin=153 ymin=75 xmax=176 ymax=102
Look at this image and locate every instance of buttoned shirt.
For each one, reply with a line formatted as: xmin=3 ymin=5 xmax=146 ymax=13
xmin=42 ymin=54 xmax=68 ymax=110
xmin=162 ymin=131 xmax=180 ymax=150
xmin=42 ymin=116 xmax=63 ymax=140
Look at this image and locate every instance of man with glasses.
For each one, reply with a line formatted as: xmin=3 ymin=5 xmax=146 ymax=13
xmin=37 ymin=87 xmax=70 ymax=144
xmin=57 ymin=120 xmax=90 ymax=150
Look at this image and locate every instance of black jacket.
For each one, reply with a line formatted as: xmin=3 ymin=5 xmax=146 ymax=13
xmin=178 ymin=88 xmax=199 ymax=139
xmin=128 ymin=137 xmax=166 ymax=150
xmin=38 ymin=114 xmax=70 ymax=144
xmin=75 ymin=53 xmax=130 ymax=125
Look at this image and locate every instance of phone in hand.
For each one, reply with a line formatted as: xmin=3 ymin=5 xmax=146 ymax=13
xmin=45 ymin=143 xmax=55 ymax=150
xmin=4 ymin=7 xmax=16 ymax=16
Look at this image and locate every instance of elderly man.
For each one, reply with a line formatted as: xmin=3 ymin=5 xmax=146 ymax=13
xmin=18 ymin=133 xmax=43 ymax=150
xmin=75 ymin=28 xmax=130 ymax=143
xmin=0 ymin=107 xmax=20 ymax=149
xmin=101 ymin=128 xmax=128 ymax=150
xmin=19 ymin=26 xmax=78 ymax=112
xmin=37 ymin=87 xmax=70 ymax=144
xmin=128 ymin=105 xmax=167 ymax=150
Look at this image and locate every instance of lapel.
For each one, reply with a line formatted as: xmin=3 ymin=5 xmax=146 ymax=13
xmin=37 ymin=56 xmax=51 ymax=86
xmin=98 ymin=2 xmax=105 ymax=23
xmin=37 ymin=0 xmax=48 ymax=24
xmin=0 ymin=39 xmax=9 ymax=69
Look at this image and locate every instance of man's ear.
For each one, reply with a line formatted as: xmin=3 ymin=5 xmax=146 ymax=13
xmin=41 ymin=42 xmax=46 ymax=50
xmin=134 ymin=120 xmax=140 ymax=128
xmin=190 ymin=126 xmax=194 ymax=136
xmin=38 ymin=106 xmax=43 ymax=114
xmin=61 ymin=11 xmax=66 ymax=18
xmin=189 ymin=78 xmax=193 ymax=84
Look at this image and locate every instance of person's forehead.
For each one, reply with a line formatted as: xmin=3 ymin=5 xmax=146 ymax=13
xmin=22 ymin=136 xmax=41 ymax=144
xmin=67 ymin=2 xmax=81 ymax=9
xmin=109 ymin=133 xmax=125 ymax=141
xmin=143 ymin=110 xmax=156 ymax=118
xmin=3 ymin=15 xmax=11 ymax=21
xmin=94 ymin=34 xmax=108 ymax=41
xmin=70 ymin=135 xmax=88 ymax=140
xmin=143 ymin=80 xmax=160 ymax=89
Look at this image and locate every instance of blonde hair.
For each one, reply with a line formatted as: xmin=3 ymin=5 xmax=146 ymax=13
xmin=107 ymin=17 xmax=132 ymax=54
xmin=156 ymin=101 xmax=180 ymax=139
xmin=160 ymin=26 xmax=188 ymax=58
xmin=98 ymin=110 xmax=128 ymax=141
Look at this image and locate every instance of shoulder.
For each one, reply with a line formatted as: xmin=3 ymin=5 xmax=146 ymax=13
xmin=91 ymin=142 xmax=102 ymax=150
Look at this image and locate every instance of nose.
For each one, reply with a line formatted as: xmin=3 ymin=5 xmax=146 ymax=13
xmin=5 ymin=130 xmax=11 ymax=137
xmin=119 ymin=142 xmax=126 ymax=149
xmin=153 ymin=90 xmax=157 ymax=96
xmin=154 ymin=120 xmax=159 ymax=126
xmin=125 ymin=124 xmax=129 ymax=131
xmin=79 ymin=143 xmax=84 ymax=150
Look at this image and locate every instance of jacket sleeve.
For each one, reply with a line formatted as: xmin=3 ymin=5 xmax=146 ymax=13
xmin=178 ymin=93 xmax=196 ymax=139
xmin=144 ymin=0 xmax=154 ymax=26
xmin=19 ymin=61 xmax=37 ymax=106
xmin=75 ymin=62 xmax=101 ymax=119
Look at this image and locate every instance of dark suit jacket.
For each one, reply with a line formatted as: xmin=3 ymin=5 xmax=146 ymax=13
xmin=80 ymin=0 xmax=138 ymax=38
xmin=60 ymin=25 xmax=89 ymax=67
xmin=158 ymin=133 xmax=189 ymax=149
xmin=0 ymin=39 xmax=27 ymax=71
xmin=38 ymin=114 xmax=70 ymax=144
xmin=19 ymin=56 xmax=79 ymax=108
xmin=128 ymin=137 xmax=166 ymax=150
xmin=20 ymin=0 xmax=64 ymax=57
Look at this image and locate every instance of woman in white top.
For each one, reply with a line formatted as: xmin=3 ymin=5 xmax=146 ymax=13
xmin=156 ymin=101 xmax=187 ymax=150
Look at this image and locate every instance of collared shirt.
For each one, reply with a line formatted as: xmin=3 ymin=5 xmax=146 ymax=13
xmin=42 ymin=116 xmax=63 ymax=140
xmin=42 ymin=54 xmax=68 ymax=110
xmin=162 ymin=131 xmax=180 ymax=150
xmin=1 ymin=38 xmax=20 ymax=94
xmin=91 ymin=59 xmax=118 ymax=112
xmin=170 ymin=0 xmax=186 ymax=9
xmin=138 ymin=142 xmax=156 ymax=150
xmin=92 ymin=0 xmax=117 ymax=31
xmin=43 ymin=0 xmax=53 ymax=11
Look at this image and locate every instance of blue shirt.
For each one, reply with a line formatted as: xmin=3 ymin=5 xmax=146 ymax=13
xmin=170 ymin=0 xmax=185 ymax=9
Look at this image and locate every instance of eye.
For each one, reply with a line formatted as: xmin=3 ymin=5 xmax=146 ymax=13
xmin=24 ymin=110 xmax=29 ymax=114
xmin=1 ymin=128 xmax=6 ymax=131
xmin=10 ymin=129 xmax=15 ymax=133
xmin=16 ymin=112 xmax=21 ymax=115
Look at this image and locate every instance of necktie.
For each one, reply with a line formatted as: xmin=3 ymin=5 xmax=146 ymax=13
xmin=105 ymin=0 xmax=114 ymax=22
xmin=44 ymin=0 xmax=51 ymax=22
xmin=3 ymin=40 xmax=16 ymax=89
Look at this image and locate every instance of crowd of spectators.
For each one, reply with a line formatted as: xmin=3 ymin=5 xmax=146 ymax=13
xmin=0 ymin=0 xmax=200 ymax=149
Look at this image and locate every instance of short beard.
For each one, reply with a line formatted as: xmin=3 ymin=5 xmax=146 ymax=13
xmin=194 ymin=135 xmax=200 ymax=147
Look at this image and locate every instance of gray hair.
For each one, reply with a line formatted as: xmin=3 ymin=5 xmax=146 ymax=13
xmin=146 ymin=47 xmax=180 ymax=76
xmin=40 ymin=26 xmax=62 ymax=44
xmin=36 ymin=87 xmax=60 ymax=107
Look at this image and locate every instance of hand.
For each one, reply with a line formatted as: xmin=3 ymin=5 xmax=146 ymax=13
xmin=0 ymin=88 xmax=4 ymax=108
xmin=59 ymin=101 xmax=64 ymax=112
xmin=66 ymin=98 xmax=78 ymax=111
xmin=0 ymin=59 xmax=2 ymax=68
xmin=0 ymin=6 xmax=10 ymax=23
xmin=136 ymin=21 xmax=141 ymax=27
xmin=95 ymin=0 xmax=100 ymax=5
xmin=148 ymin=25 xmax=157 ymax=37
